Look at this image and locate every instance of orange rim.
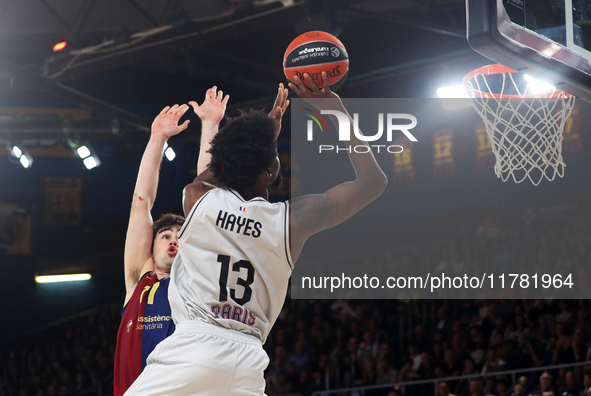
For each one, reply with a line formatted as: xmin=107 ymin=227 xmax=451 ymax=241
xmin=462 ymin=64 xmax=573 ymax=99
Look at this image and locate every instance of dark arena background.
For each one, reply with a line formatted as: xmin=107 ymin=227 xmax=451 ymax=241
xmin=1 ymin=1 xmax=590 ymax=395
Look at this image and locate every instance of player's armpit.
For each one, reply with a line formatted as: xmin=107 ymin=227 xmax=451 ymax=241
xmin=289 ymin=194 xmax=334 ymax=261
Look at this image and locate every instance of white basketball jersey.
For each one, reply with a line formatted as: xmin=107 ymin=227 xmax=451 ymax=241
xmin=169 ymin=188 xmax=293 ymax=343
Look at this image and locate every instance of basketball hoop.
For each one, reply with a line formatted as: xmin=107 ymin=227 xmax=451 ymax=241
xmin=462 ymin=64 xmax=575 ymax=185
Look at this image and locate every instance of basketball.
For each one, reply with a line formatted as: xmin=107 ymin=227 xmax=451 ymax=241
xmin=283 ymin=31 xmax=349 ymax=91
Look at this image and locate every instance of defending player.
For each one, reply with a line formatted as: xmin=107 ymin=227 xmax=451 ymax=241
xmin=114 ymin=88 xmax=228 ymax=395
xmin=125 ymin=75 xmax=387 ymax=395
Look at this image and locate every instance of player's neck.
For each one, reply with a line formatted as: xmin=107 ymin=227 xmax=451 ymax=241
xmin=153 ymin=259 xmax=172 ymax=279
xmin=234 ymin=186 xmax=268 ymax=201
xmin=154 ymin=268 xmax=170 ymax=280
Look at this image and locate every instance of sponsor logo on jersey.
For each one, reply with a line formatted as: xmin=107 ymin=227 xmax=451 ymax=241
xmin=134 ymin=314 xmax=171 ymax=331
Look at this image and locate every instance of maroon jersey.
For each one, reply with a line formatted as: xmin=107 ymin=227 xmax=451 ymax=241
xmin=113 ymin=272 xmax=175 ymax=396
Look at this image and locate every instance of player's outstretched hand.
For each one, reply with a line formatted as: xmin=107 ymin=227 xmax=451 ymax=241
xmin=288 ymin=72 xmax=340 ymax=101
xmin=151 ymin=104 xmax=190 ymax=139
xmin=189 ymin=86 xmax=229 ymax=126
xmin=269 ymin=83 xmax=290 ymax=139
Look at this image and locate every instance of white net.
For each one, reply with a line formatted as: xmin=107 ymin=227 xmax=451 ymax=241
xmin=464 ymin=66 xmax=575 ymax=185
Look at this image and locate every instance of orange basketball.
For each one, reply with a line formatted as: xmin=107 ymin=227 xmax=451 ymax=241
xmin=283 ymin=31 xmax=349 ymax=91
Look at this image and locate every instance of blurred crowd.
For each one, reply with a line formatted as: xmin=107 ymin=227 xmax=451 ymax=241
xmin=0 ymin=200 xmax=590 ymax=396
xmin=1 ymin=297 xmax=588 ymax=396
xmin=264 ymin=298 xmax=591 ymax=396
xmin=0 ymin=304 xmax=118 ymax=396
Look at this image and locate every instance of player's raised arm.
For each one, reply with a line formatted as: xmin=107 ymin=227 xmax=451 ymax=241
xmin=189 ymin=86 xmax=229 ymax=177
xmin=269 ymin=83 xmax=290 ymax=140
xmin=288 ymin=72 xmax=388 ymax=261
xmin=184 ymin=86 xmax=228 ymax=217
xmin=123 ymin=104 xmax=190 ymax=305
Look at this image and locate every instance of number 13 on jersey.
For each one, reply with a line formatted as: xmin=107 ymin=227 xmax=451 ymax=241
xmin=217 ymin=254 xmax=255 ymax=305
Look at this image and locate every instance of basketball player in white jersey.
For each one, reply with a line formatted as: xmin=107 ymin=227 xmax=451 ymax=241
xmin=125 ymin=74 xmax=387 ymax=395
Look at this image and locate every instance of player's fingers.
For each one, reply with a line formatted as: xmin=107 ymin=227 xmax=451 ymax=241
xmin=287 ymin=81 xmax=301 ymax=94
xmin=178 ymin=119 xmax=190 ymax=131
xmin=272 ymin=106 xmax=282 ymax=120
xmin=188 ymin=101 xmax=202 ymax=114
xmin=178 ymin=104 xmax=189 ymax=115
xmin=276 ymin=88 xmax=286 ymax=107
xmin=159 ymin=106 xmax=172 ymax=115
xmin=217 ymin=89 xmax=224 ymax=100
xmin=303 ymin=74 xmax=319 ymax=93
xmin=222 ymin=94 xmax=230 ymax=105
xmin=272 ymin=85 xmax=281 ymax=107
xmin=321 ymin=71 xmax=332 ymax=93
xmin=211 ymin=86 xmax=217 ymax=98
xmin=291 ymin=75 xmax=307 ymax=92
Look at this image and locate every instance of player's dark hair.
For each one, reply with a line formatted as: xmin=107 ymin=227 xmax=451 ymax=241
xmin=208 ymin=109 xmax=277 ymax=191
xmin=152 ymin=213 xmax=185 ymax=251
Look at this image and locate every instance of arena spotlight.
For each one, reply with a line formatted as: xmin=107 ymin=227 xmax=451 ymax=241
xmin=163 ymin=142 xmax=176 ymax=161
xmin=35 ymin=273 xmax=91 ymax=283
xmin=437 ymin=84 xmax=469 ymax=99
xmin=7 ymin=143 xmax=33 ymax=168
xmin=523 ymin=74 xmax=557 ymax=94
xmin=437 ymin=84 xmax=471 ymax=110
xmin=74 ymin=144 xmax=101 ymax=169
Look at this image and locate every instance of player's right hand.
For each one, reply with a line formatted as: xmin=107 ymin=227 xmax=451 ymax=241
xmin=288 ymin=71 xmax=339 ymax=100
xmin=189 ymin=86 xmax=229 ymax=126
xmin=151 ymin=104 xmax=190 ymax=139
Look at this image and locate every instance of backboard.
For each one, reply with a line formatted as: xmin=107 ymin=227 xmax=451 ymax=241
xmin=466 ymin=0 xmax=591 ymax=98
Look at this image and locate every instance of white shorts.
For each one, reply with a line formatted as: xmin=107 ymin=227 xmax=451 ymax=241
xmin=124 ymin=320 xmax=269 ymax=396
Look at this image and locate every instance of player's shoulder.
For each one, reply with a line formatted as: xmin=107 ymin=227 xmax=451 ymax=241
xmin=185 ymin=180 xmax=217 ymax=197
xmin=184 ymin=181 xmax=218 ymax=216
